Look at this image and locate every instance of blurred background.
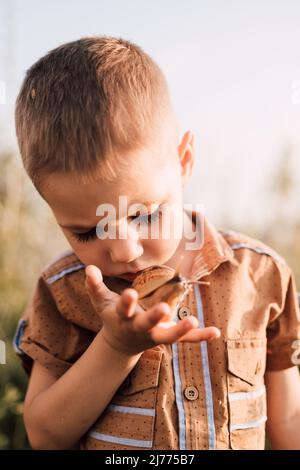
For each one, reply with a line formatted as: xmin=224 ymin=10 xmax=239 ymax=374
xmin=0 ymin=0 xmax=299 ymax=449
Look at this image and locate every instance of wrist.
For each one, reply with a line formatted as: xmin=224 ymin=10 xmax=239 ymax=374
xmin=97 ymin=328 xmax=143 ymax=363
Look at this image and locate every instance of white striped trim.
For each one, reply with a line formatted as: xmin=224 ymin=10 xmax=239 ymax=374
xmin=88 ymin=431 xmax=152 ymax=448
xmin=172 ymin=341 xmax=187 ymax=450
xmin=12 ymin=319 xmax=27 ymax=355
xmin=108 ymin=404 xmax=155 ymax=417
xmin=194 ymin=285 xmax=216 ymax=450
xmin=230 ymin=243 xmax=286 ymax=265
xmin=46 ymin=263 xmax=85 ymax=284
xmin=230 ymin=415 xmax=267 ymax=431
xmin=229 ymin=385 xmax=266 ymax=402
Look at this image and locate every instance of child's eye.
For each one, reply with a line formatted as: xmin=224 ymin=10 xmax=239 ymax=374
xmin=72 ymin=227 xmax=97 ymax=243
xmin=132 ymin=206 xmax=162 ymax=225
xmin=72 ymin=207 xmax=161 ymax=243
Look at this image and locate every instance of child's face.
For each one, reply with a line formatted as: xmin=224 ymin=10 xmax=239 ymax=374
xmin=40 ymin=131 xmax=194 ymax=279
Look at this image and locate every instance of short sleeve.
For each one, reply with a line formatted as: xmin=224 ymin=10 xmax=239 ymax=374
xmin=13 ymin=275 xmax=94 ymax=378
xmin=266 ymin=266 xmax=300 ymax=371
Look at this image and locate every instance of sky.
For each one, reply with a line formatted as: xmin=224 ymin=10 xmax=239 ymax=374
xmin=0 ymin=0 xmax=299 ymax=228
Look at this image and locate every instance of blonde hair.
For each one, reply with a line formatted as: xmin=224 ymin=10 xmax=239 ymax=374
xmin=15 ymin=36 xmax=177 ymax=188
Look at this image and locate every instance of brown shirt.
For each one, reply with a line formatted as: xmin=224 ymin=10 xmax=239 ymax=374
xmin=13 ymin=211 xmax=300 ymax=450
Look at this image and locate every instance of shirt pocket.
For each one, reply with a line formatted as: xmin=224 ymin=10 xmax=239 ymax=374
xmin=83 ymin=348 xmax=163 ymax=450
xmin=226 ymin=338 xmax=267 ymax=450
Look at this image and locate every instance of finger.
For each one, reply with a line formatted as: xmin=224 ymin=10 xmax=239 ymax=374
xmin=178 ymin=326 xmax=221 ymax=343
xmin=116 ymin=289 xmax=139 ymax=319
xmin=85 ymin=265 xmax=116 ymax=308
xmin=133 ymin=302 xmax=172 ymax=332
xmin=150 ymin=316 xmax=199 ymax=344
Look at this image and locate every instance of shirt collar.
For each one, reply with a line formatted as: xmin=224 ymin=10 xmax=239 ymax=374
xmin=184 ymin=208 xmax=234 ymax=280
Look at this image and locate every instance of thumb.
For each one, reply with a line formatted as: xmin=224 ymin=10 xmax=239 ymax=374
xmin=85 ymin=265 xmax=117 ymax=309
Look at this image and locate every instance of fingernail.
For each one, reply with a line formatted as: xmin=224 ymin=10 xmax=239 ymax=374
xmin=209 ymin=334 xmax=219 ymax=341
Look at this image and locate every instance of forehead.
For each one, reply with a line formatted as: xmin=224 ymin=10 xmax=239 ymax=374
xmin=41 ymin=148 xmax=179 ymax=222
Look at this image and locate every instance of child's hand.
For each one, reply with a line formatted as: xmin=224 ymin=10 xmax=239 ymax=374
xmin=85 ymin=265 xmax=220 ymax=356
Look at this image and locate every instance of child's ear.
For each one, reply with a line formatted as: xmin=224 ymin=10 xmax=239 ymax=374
xmin=178 ymin=131 xmax=195 ymax=186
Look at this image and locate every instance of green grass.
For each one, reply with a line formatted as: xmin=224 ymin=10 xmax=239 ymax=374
xmin=0 ymin=310 xmax=29 ymax=449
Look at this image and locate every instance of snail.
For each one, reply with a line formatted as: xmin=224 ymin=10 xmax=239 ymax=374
xmin=132 ymin=256 xmax=210 ymax=319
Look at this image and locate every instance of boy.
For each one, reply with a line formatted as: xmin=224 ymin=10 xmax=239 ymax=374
xmin=13 ymin=36 xmax=300 ymax=450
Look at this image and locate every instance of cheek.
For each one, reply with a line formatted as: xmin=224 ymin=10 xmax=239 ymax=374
xmin=144 ymin=237 xmax=181 ymax=266
xmin=154 ymin=204 xmax=183 ymax=242
xmin=144 ymin=211 xmax=182 ymax=260
xmin=155 ymin=236 xmax=181 ymax=253
xmin=74 ymin=245 xmax=103 ymax=266
xmin=64 ymin=234 xmax=106 ymax=267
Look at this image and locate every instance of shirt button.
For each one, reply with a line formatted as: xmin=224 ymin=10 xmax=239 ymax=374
xmin=178 ymin=306 xmax=192 ymax=319
xmin=184 ymin=386 xmax=199 ymax=401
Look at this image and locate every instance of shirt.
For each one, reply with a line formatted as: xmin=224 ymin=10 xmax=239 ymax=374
xmin=13 ymin=210 xmax=300 ymax=450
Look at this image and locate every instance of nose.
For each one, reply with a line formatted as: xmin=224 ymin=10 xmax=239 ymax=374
xmin=109 ymin=240 xmax=143 ymax=263
xmin=108 ymin=225 xmax=144 ymax=263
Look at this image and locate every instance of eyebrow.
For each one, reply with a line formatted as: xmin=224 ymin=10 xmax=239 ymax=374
xmin=58 ymin=201 xmax=160 ymax=231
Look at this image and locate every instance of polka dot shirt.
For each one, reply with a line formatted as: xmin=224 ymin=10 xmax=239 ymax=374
xmin=13 ymin=212 xmax=300 ymax=450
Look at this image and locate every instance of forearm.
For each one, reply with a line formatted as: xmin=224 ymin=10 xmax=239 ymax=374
xmin=267 ymin=413 xmax=300 ymax=450
xmin=25 ymin=331 xmax=142 ymax=450
xmin=265 ymin=367 xmax=300 ymax=450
